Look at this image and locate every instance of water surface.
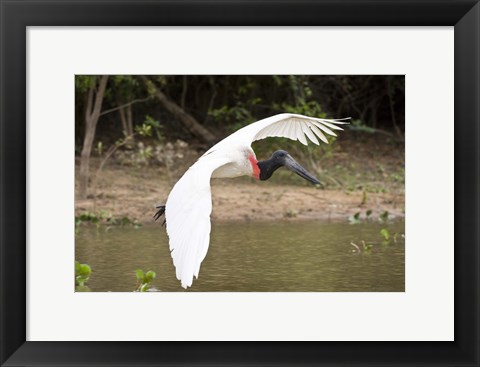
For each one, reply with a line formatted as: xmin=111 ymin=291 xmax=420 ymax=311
xmin=75 ymin=220 xmax=405 ymax=292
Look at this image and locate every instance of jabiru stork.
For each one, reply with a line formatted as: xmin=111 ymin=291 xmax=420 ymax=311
xmin=154 ymin=113 xmax=349 ymax=288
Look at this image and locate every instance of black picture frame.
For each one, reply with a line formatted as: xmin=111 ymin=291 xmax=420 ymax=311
xmin=1 ymin=1 xmax=479 ymax=366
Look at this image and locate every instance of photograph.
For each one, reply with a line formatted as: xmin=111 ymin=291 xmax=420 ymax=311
xmin=74 ymin=75 xmax=405 ymax=292
xmin=3 ymin=0 xmax=477 ymax=363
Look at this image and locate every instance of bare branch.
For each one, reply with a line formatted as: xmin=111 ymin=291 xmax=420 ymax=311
xmin=99 ymin=96 xmax=151 ymax=117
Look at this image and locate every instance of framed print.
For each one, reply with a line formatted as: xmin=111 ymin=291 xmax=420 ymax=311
xmin=1 ymin=0 xmax=479 ymax=366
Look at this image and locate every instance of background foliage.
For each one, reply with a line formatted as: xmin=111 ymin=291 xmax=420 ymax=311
xmin=75 ymin=75 xmax=404 ymax=149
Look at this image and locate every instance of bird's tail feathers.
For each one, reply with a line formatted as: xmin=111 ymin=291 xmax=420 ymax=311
xmin=153 ymin=204 xmax=166 ymax=226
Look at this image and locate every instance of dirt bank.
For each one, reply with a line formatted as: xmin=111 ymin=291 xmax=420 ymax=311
xmin=75 ymin=166 xmax=404 ymax=224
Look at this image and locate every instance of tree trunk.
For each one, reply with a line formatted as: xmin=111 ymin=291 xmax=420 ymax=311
xmin=140 ymin=76 xmax=216 ymax=144
xmin=118 ymin=103 xmax=134 ymax=137
xmin=119 ymin=106 xmax=128 ymax=136
xmin=78 ymin=75 xmax=109 ymax=199
xmin=126 ymin=104 xmax=133 ymax=136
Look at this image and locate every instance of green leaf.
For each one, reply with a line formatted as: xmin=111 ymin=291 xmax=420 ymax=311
xmin=136 ymin=123 xmax=153 ymax=137
xmin=135 ymin=269 xmax=144 ymax=281
xmin=120 ymin=217 xmax=131 ymax=226
xmin=75 ymin=261 xmax=81 ymax=274
xmin=75 ymin=262 xmax=91 ymax=278
xmin=363 ymin=243 xmax=373 ymax=251
xmin=140 ymin=283 xmax=149 ymax=292
xmin=348 ymin=212 xmax=362 ymax=224
xmin=380 ymin=211 xmax=389 ymax=222
xmin=361 ymin=191 xmax=367 ymax=206
xmin=145 ymin=271 xmax=156 ymax=281
xmin=78 ymin=264 xmax=91 ymax=277
xmin=366 ymin=209 xmax=372 ymax=217
xmin=380 ymin=228 xmax=390 ymax=241
xmin=144 ymin=115 xmax=160 ymax=128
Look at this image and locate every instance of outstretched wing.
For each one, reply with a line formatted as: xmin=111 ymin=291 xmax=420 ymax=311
xmin=251 ymin=113 xmax=349 ymax=145
xmin=165 ymin=156 xmax=231 ymax=289
xmin=203 ymin=114 xmax=349 ymax=156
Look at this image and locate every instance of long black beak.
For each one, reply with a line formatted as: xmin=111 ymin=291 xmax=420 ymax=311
xmin=284 ymin=155 xmax=322 ymax=185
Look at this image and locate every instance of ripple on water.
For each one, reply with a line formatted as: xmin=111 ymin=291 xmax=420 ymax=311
xmin=75 ymin=220 xmax=405 ymax=292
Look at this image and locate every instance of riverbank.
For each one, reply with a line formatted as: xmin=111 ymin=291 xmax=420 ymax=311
xmin=76 ymin=177 xmax=404 ymax=223
xmin=75 ymin=134 xmax=405 ymax=224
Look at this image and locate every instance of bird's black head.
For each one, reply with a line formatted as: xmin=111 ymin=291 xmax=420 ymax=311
xmin=271 ymin=150 xmax=289 ymax=161
xmin=257 ymin=150 xmax=322 ymax=185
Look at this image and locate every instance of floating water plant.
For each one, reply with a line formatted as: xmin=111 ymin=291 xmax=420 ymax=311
xmin=135 ymin=269 xmax=156 ymax=292
xmin=75 ymin=261 xmax=92 ymax=291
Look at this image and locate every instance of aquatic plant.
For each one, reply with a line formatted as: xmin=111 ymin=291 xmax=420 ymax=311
xmin=366 ymin=209 xmax=373 ymax=219
xmin=379 ymin=210 xmax=390 ymax=223
xmin=348 ymin=212 xmax=362 ymax=224
xmin=380 ymin=228 xmax=403 ymax=244
xmin=135 ymin=269 xmax=156 ymax=292
xmin=350 ymin=240 xmax=374 ymax=254
xmin=350 ymin=226 xmax=404 ymax=254
xmin=75 ymin=210 xmax=142 ymax=233
xmin=349 ymin=209 xmax=394 ymax=225
xmin=380 ymin=228 xmax=390 ymax=242
xmin=75 ymin=261 xmax=92 ymax=291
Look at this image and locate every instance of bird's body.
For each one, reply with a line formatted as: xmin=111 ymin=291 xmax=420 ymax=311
xmin=210 ymin=146 xmax=257 ymax=179
xmin=157 ymin=113 xmax=349 ymax=288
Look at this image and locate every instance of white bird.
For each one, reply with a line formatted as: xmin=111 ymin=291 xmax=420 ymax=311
xmin=154 ymin=113 xmax=349 ymax=288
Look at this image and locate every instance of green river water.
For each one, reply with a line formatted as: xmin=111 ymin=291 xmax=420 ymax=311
xmin=75 ymin=220 xmax=405 ymax=292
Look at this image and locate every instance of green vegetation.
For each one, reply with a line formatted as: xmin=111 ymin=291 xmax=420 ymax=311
xmin=380 ymin=210 xmax=390 ymax=223
xmin=135 ymin=269 xmax=157 ymax=292
xmin=379 ymin=228 xmax=402 ymax=245
xmin=348 ymin=210 xmax=404 ymax=254
xmin=350 ymin=240 xmax=374 ymax=253
xmin=349 ymin=228 xmax=404 ymax=254
xmin=74 ymin=261 xmax=159 ymax=292
xmin=75 ymin=210 xmax=141 ymax=233
xmin=75 ymin=261 xmax=92 ymax=292
xmin=284 ymin=209 xmax=298 ymax=218
xmin=348 ymin=212 xmax=362 ymax=224
xmin=348 ymin=210 xmax=394 ymax=225
xmin=380 ymin=228 xmax=390 ymax=241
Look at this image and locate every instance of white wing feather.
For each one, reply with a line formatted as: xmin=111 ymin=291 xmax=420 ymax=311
xmin=203 ymin=113 xmax=349 ymax=156
xmin=250 ymin=113 xmax=349 ymax=144
xmin=165 ymin=156 xmax=231 ymax=288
